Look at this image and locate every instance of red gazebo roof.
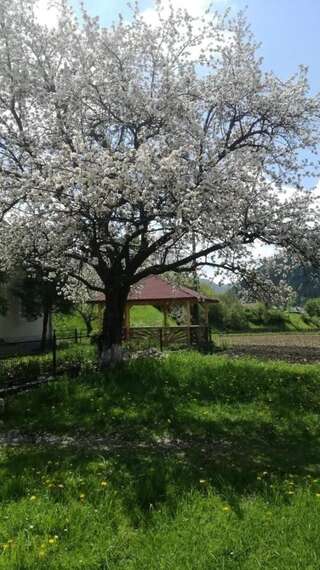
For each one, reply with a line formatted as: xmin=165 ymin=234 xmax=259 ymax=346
xmin=94 ymin=275 xmax=218 ymax=305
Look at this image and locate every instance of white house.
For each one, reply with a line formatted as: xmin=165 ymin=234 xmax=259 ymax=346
xmin=0 ymin=290 xmax=45 ymax=342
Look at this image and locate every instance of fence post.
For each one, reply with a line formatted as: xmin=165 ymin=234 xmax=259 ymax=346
xmin=159 ymin=328 xmax=163 ymax=352
xmin=52 ymin=330 xmax=57 ymax=376
xmin=74 ymin=328 xmax=78 ymax=344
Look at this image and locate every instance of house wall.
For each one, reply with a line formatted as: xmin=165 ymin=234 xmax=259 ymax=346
xmin=0 ymin=294 xmax=44 ymax=342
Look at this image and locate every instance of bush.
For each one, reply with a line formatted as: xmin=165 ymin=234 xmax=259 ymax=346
xmin=263 ymin=308 xmax=287 ymax=328
xmin=305 ymin=297 xmax=320 ymax=318
xmin=209 ymin=294 xmax=249 ymax=331
xmin=244 ymin=302 xmax=268 ymax=324
xmin=0 ymin=345 xmax=96 ymax=386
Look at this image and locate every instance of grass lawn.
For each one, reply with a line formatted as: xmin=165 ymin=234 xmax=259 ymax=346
xmin=1 ymin=353 xmax=320 ymax=568
xmin=247 ymin=311 xmax=318 ymax=332
xmin=53 ymin=305 xmax=175 ymax=335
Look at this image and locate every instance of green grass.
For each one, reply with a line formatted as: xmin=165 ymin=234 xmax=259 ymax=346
xmin=1 ymin=354 xmax=320 ymax=568
xmin=53 ymin=305 xmax=175 ymax=334
xmin=0 ymin=344 xmax=95 ymax=385
xmin=53 ymin=312 xmax=89 ymax=334
xmin=130 ymin=305 xmax=175 ymax=327
xmin=247 ymin=311 xmax=318 ymax=332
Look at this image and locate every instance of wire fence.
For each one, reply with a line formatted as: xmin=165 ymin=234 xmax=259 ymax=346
xmin=0 ymin=325 xmax=212 ymax=373
xmin=0 ymin=329 xmax=88 ymax=357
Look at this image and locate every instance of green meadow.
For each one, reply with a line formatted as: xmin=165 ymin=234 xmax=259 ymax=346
xmin=0 ymin=354 xmax=320 ymax=568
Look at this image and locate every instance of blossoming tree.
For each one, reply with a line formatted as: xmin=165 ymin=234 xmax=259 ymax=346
xmin=1 ymin=0 xmax=320 ymax=364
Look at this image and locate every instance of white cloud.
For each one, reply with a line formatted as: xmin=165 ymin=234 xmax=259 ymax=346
xmin=34 ymin=0 xmax=59 ymax=29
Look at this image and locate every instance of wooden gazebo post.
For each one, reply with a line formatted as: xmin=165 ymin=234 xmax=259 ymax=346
xmin=163 ymin=303 xmax=168 ymax=328
xmin=162 ymin=302 xmax=169 ymax=348
xmin=204 ymin=302 xmax=209 ymax=345
xmin=204 ymin=303 xmax=209 ymax=325
xmin=186 ymin=301 xmax=191 ymax=346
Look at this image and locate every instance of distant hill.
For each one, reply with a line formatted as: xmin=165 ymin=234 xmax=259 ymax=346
xmin=200 ymin=279 xmax=232 ymax=295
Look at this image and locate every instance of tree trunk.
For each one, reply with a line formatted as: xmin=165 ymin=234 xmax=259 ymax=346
xmin=100 ymin=285 xmax=129 ymax=368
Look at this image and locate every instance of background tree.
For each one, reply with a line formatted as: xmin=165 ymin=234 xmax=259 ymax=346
xmin=1 ymin=0 xmax=320 ymax=365
xmin=74 ymin=303 xmax=98 ymax=337
xmin=10 ymin=266 xmax=72 ymax=350
xmin=249 ymin=254 xmax=320 ymax=303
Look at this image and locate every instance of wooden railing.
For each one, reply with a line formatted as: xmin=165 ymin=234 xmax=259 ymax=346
xmin=124 ymin=325 xmax=211 ymax=351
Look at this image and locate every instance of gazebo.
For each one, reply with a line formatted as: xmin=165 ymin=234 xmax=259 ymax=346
xmin=94 ymin=275 xmax=218 ymax=349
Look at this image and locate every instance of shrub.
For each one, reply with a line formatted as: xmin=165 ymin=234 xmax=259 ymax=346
xmin=209 ymin=294 xmax=249 ymax=331
xmin=264 ymin=308 xmax=287 ymax=328
xmin=244 ymin=302 xmax=268 ymax=324
xmin=305 ymin=297 xmax=320 ymax=318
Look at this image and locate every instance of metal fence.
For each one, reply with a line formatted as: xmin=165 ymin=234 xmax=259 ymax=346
xmin=0 ymin=329 xmax=88 ymax=359
xmin=0 ymin=329 xmax=93 ymax=395
xmin=0 ymin=325 xmax=215 ymax=394
xmin=0 ymin=324 xmax=212 ymax=362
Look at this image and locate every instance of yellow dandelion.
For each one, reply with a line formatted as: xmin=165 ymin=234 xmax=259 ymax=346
xmin=39 ymin=549 xmax=46 ymax=559
xmin=30 ymin=495 xmax=37 ymax=501
xmin=79 ymin=493 xmax=85 ymax=499
xmin=315 ymin=493 xmax=320 ymax=498
xmin=199 ymin=479 xmax=207 ymax=484
xmin=100 ymin=481 xmax=107 ymax=487
xmin=222 ymin=506 xmax=231 ymax=512
xmin=48 ymin=538 xmax=55 ymax=544
xmin=287 ymin=491 xmax=294 ymax=495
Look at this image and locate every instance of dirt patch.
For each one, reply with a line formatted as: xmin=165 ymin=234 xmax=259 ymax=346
xmin=0 ymin=430 xmax=232 ymax=455
xmin=225 ymin=345 xmax=320 ymax=363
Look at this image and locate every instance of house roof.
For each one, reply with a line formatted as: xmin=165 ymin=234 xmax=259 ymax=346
xmin=94 ymin=275 xmax=219 ymax=305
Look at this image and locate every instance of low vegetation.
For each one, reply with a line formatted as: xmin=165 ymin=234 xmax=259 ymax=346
xmin=0 ymin=354 xmax=320 ymax=568
xmin=209 ymin=294 xmax=319 ymax=332
xmin=305 ymin=297 xmax=320 ymax=319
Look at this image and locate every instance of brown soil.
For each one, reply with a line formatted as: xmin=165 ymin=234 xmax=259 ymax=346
xmin=225 ymin=345 xmax=320 ymax=364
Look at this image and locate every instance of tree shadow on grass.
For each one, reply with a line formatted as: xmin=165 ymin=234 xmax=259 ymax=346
xmin=2 ymin=356 xmax=320 ymax=524
xmin=1 ymin=405 xmax=320 ymax=526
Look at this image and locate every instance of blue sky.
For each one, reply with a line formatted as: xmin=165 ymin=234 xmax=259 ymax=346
xmin=69 ymin=0 xmax=320 ymax=95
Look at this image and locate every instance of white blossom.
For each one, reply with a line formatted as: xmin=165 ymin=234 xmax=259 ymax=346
xmin=0 ymin=0 xmax=320 ymax=355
